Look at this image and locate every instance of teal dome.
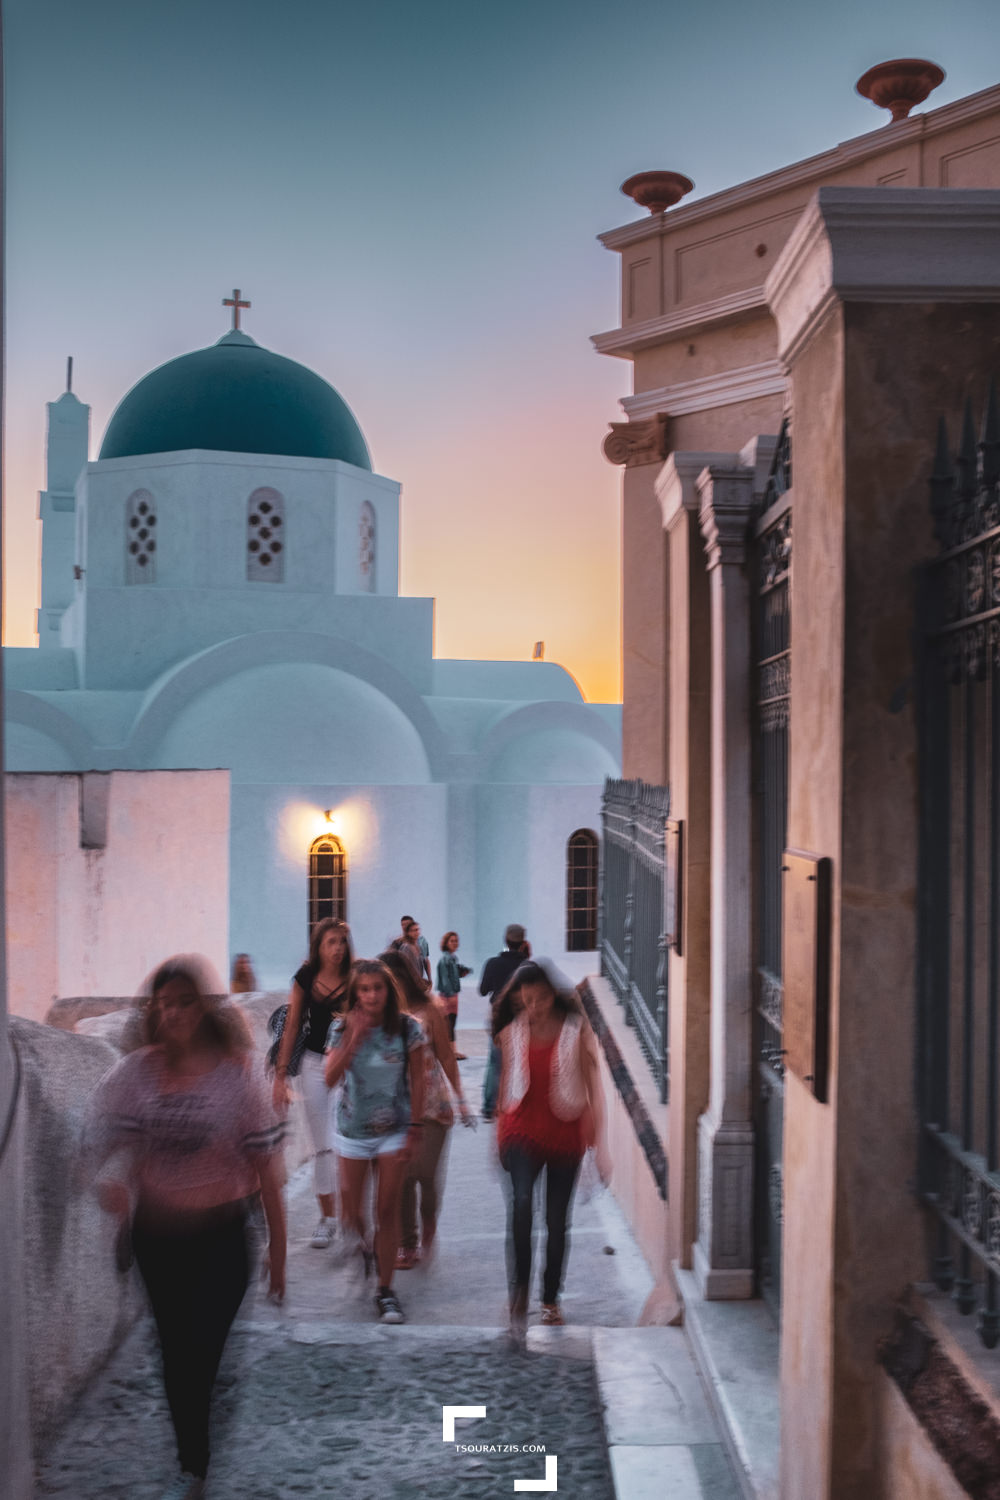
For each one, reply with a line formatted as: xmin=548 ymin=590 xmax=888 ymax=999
xmin=99 ymin=331 xmax=372 ymax=469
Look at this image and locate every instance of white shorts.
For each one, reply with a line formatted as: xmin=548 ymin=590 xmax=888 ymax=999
xmin=335 ymin=1128 xmax=408 ymax=1160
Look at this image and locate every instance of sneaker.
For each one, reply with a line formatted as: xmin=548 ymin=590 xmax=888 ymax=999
xmin=540 ymin=1302 xmax=565 ymax=1326
xmin=396 ymin=1246 xmax=420 ymax=1269
xmin=160 ymin=1475 xmax=205 ymax=1500
xmin=375 ymin=1288 xmax=405 ymax=1324
xmin=309 ymin=1217 xmax=335 ymax=1249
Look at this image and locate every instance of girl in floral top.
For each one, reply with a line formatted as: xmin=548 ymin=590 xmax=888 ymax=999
xmin=380 ymin=949 xmax=471 ymax=1269
xmin=324 ymin=959 xmax=426 ymax=1324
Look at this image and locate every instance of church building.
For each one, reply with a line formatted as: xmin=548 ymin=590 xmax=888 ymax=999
xmin=5 ymin=299 xmax=620 ymax=992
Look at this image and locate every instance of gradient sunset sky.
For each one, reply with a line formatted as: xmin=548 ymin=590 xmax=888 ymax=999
xmin=5 ymin=0 xmax=997 ymax=703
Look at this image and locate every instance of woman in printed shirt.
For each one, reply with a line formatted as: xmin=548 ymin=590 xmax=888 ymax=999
xmin=494 ymin=959 xmax=610 ymax=1337
xmin=324 ymin=958 xmax=426 ymax=1324
xmin=88 ymin=956 xmax=286 ymax=1500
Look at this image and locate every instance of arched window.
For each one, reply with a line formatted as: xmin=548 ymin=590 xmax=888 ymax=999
xmin=125 ymin=490 xmax=157 ymax=583
xmin=308 ymin=835 xmax=348 ymax=929
xmin=247 ymin=488 xmax=285 ymax=581
xmin=359 ymin=501 xmax=376 ymax=592
xmin=566 ymin=829 xmax=599 ymax=951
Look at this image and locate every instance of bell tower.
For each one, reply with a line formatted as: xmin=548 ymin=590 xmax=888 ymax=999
xmin=38 ymin=359 xmax=89 ymax=647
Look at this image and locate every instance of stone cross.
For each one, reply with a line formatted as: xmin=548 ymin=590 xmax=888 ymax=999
xmin=223 ymin=288 xmax=251 ymax=331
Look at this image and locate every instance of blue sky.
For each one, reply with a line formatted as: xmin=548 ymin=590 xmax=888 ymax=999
xmin=6 ymin=0 xmax=998 ymax=698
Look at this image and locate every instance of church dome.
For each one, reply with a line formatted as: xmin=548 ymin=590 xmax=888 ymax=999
xmin=99 ymin=331 xmax=372 ymax=469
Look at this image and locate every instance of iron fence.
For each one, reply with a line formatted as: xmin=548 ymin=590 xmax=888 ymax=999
xmin=918 ymin=381 xmax=1000 ymax=1348
xmin=599 ymin=776 xmax=670 ymax=1102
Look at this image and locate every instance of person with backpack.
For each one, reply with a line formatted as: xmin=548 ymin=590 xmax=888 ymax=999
xmin=479 ymin=924 xmax=528 ymax=1121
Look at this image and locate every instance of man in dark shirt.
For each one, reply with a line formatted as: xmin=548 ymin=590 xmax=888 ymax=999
xmin=479 ymin=923 xmax=527 ymax=1120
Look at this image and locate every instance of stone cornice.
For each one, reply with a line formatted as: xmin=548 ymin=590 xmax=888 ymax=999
xmin=602 ymin=413 xmax=671 ymax=467
xmin=623 ymin=360 xmax=786 ymax=420
xmin=597 ymin=82 xmax=1000 ymax=252
xmin=697 ymin=465 xmax=755 ymax=569
xmin=656 ymin=451 xmax=741 ymax=532
xmin=592 ymin=286 xmax=767 ymax=360
xmin=765 ymin=186 xmax=1000 ymax=366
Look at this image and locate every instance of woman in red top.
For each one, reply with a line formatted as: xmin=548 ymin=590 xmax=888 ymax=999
xmin=494 ymin=960 xmax=610 ymax=1335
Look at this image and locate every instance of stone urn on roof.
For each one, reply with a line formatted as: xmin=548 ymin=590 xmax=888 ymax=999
xmin=855 ymin=58 xmax=945 ymax=122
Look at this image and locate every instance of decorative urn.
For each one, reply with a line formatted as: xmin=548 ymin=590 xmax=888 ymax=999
xmin=620 ymin=170 xmax=694 ymax=215
xmin=855 ymin=58 xmax=945 ymax=122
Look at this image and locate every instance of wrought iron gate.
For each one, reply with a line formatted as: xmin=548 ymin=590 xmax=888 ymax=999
xmin=918 ymin=384 xmax=1000 ymax=1348
xmin=752 ymin=423 xmax=792 ymax=1319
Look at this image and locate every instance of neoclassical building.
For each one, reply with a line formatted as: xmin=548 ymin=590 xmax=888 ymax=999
xmin=5 ymin=315 xmax=620 ymax=990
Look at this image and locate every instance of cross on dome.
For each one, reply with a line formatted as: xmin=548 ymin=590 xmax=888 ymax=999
xmin=223 ymin=288 xmax=251 ymax=331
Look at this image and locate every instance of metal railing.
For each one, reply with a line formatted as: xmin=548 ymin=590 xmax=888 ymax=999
xmin=599 ymin=777 xmax=670 ymax=1102
xmin=918 ymin=380 xmax=1000 ymax=1348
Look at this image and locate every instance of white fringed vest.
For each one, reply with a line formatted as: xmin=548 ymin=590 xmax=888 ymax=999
xmin=500 ymin=1012 xmax=587 ymax=1120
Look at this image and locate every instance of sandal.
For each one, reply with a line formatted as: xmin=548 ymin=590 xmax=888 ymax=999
xmin=540 ymin=1302 xmax=564 ymax=1326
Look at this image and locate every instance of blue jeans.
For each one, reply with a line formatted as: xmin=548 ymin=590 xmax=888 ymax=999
xmin=482 ymin=1039 xmax=501 ymax=1115
xmin=502 ymin=1144 xmax=581 ymax=1304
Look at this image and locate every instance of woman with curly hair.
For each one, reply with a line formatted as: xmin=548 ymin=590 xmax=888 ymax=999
xmin=87 ymin=956 xmax=286 ymax=1500
xmin=324 ymin=958 xmax=426 ymax=1324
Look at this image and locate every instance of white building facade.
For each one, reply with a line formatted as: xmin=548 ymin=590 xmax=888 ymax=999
xmin=6 ymin=326 xmax=620 ymax=991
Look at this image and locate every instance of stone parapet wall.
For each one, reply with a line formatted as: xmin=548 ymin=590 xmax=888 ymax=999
xmin=11 ymin=1017 xmax=142 ymax=1452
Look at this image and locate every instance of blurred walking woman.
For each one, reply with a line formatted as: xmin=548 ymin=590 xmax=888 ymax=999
xmin=494 ymin=960 xmax=609 ymax=1334
xmin=272 ymin=918 xmax=353 ymax=1248
xmin=380 ymin=948 xmax=471 ymax=1267
xmin=325 ymin=958 xmax=426 ymax=1324
xmin=88 ymin=957 xmax=286 ymax=1500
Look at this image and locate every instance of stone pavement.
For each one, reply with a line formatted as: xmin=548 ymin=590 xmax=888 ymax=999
xmin=35 ymin=993 xmax=743 ymax=1499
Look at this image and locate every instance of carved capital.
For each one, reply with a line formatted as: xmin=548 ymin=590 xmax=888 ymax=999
xmin=697 ymin=465 xmax=755 ymax=570
xmin=603 ymin=413 xmax=670 ymax=468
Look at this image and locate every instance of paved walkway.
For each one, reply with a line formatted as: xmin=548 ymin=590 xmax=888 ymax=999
xmin=36 ymin=992 xmax=743 ymax=1499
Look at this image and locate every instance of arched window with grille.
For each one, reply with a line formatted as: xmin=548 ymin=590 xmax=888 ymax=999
xmin=125 ymin=489 xmax=157 ymax=583
xmin=247 ymin=488 xmax=285 ymax=581
xmin=566 ymin=829 xmax=599 ymax=951
xmin=359 ymin=501 xmax=376 ymax=592
xmin=308 ymin=834 xmax=348 ymax=930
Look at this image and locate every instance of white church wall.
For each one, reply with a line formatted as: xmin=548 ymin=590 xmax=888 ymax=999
xmin=473 ymin=784 xmax=605 ymax=964
xmin=149 ymin=662 xmax=433 ymax=784
xmin=331 ymin=466 xmax=400 ymax=597
xmin=79 ymin=451 xmax=399 ymax=593
xmin=6 ymin=770 xmax=230 ymax=1021
xmin=229 ymin=783 xmax=449 ymax=988
xmin=73 ymin=591 xmax=436 ymax=693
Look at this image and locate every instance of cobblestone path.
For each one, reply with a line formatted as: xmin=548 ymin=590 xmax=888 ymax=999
xmin=38 ymin=1317 xmax=614 ymax=1499
xmin=36 ymin=1024 xmax=650 ymax=1499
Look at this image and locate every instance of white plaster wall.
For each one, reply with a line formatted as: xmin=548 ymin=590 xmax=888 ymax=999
xmin=150 ymin=663 xmax=432 ymax=784
xmin=6 ymin=770 xmax=230 ymax=1020
xmin=474 ymin=784 xmax=604 ymax=963
xmin=78 ymin=450 xmax=399 ymax=595
xmin=229 ymin=783 xmax=450 ymax=988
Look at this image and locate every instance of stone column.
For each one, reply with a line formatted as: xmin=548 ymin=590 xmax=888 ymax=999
xmin=656 ymin=452 xmax=737 ymax=1270
xmin=692 ymin=462 xmax=756 ymax=1299
xmin=604 ymin=414 xmax=671 ymax=783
